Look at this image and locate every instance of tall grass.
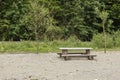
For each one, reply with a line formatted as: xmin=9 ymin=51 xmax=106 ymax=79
xmin=0 ymin=32 xmax=120 ymax=53
xmin=91 ymin=33 xmax=114 ymax=49
xmin=92 ymin=31 xmax=120 ymax=50
xmin=0 ymin=41 xmax=37 ymax=53
xmin=112 ymin=31 xmax=120 ymax=47
xmin=0 ymin=39 xmax=92 ymax=53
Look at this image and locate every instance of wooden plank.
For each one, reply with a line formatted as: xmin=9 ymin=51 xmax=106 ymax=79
xmin=57 ymin=52 xmax=86 ymax=54
xmin=59 ymin=47 xmax=93 ymax=50
xmin=57 ymin=52 xmax=86 ymax=57
xmin=62 ymin=54 xmax=96 ymax=57
xmin=62 ymin=54 xmax=96 ymax=60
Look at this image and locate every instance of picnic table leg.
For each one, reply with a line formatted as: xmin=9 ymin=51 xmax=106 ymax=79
xmin=59 ymin=53 xmax=62 ymax=58
xmin=62 ymin=49 xmax=69 ymax=60
xmin=62 ymin=49 xmax=68 ymax=54
xmin=86 ymin=49 xmax=90 ymax=54
xmin=88 ymin=56 xmax=94 ymax=60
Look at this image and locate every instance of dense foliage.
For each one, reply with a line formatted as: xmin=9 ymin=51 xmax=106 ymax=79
xmin=0 ymin=0 xmax=120 ymax=41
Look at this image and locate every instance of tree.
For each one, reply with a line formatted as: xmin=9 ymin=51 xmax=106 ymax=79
xmin=0 ymin=0 xmax=119 ymax=42
xmin=95 ymin=8 xmax=109 ymax=53
xmin=100 ymin=0 xmax=120 ymax=31
xmin=30 ymin=0 xmax=49 ymax=53
xmin=0 ymin=0 xmax=32 ymax=41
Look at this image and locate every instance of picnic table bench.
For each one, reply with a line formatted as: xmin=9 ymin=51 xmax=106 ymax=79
xmin=57 ymin=47 xmax=96 ymax=60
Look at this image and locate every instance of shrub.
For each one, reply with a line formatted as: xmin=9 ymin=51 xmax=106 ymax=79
xmin=113 ymin=30 xmax=120 ymax=47
xmin=92 ymin=33 xmax=114 ymax=49
xmin=92 ymin=33 xmax=104 ymax=49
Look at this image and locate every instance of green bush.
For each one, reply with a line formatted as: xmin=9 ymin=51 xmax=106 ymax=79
xmin=0 ymin=33 xmax=120 ymax=53
xmin=92 ymin=33 xmax=104 ymax=48
xmin=92 ymin=33 xmax=114 ymax=49
xmin=106 ymin=34 xmax=114 ymax=48
xmin=113 ymin=31 xmax=120 ymax=47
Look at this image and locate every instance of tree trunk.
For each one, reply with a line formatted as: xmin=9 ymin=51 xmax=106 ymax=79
xmin=102 ymin=21 xmax=107 ymax=53
xmin=35 ymin=25 xmax=39 ymax=54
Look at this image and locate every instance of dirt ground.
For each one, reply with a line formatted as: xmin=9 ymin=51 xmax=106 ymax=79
xmin=0 ymin=51 xmax=120 ymax=80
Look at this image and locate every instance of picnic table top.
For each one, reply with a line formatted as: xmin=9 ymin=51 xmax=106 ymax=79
xmin=59 ymin=47 xmax=93 ymax=50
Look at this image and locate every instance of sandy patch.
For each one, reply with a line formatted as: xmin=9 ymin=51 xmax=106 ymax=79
xmin=0 ymin=51 xmax=120 ymax=80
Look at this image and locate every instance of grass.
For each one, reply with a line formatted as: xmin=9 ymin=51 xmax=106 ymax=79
xmin=0 ymin=40 xmax=120 ymax=53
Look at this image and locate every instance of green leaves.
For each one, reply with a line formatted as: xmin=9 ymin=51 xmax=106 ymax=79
xmin=0 ymin=0 xmax=120 ymax=41
xmin=99 ymin=11 xmax=109 ymax=22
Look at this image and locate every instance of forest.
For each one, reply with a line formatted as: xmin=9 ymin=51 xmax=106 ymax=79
xmin=0 ymin=0 xmax=120 ymax=41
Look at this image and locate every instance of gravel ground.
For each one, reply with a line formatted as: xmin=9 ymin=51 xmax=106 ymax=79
xmin=0 ymin=51 xmax=120 ymax=80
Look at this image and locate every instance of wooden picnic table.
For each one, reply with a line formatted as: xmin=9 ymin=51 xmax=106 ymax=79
xmin=57 ymin=47 xmax=96 ymax=60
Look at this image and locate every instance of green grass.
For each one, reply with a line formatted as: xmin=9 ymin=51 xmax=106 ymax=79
xmin=0 ymin=40 xmax=120 ymax=53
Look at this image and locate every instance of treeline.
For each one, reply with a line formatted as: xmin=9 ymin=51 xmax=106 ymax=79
xmin=0 ymin=0 xmax=120 ymax=41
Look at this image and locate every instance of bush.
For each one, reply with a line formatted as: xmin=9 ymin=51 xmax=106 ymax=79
xmin=92 ymin=33 xmax=114 ymax=49
xmin=113 ymin=31 xmax=120 ymax=47
xmin=92 ymin=33 xmax=104 ymax=49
